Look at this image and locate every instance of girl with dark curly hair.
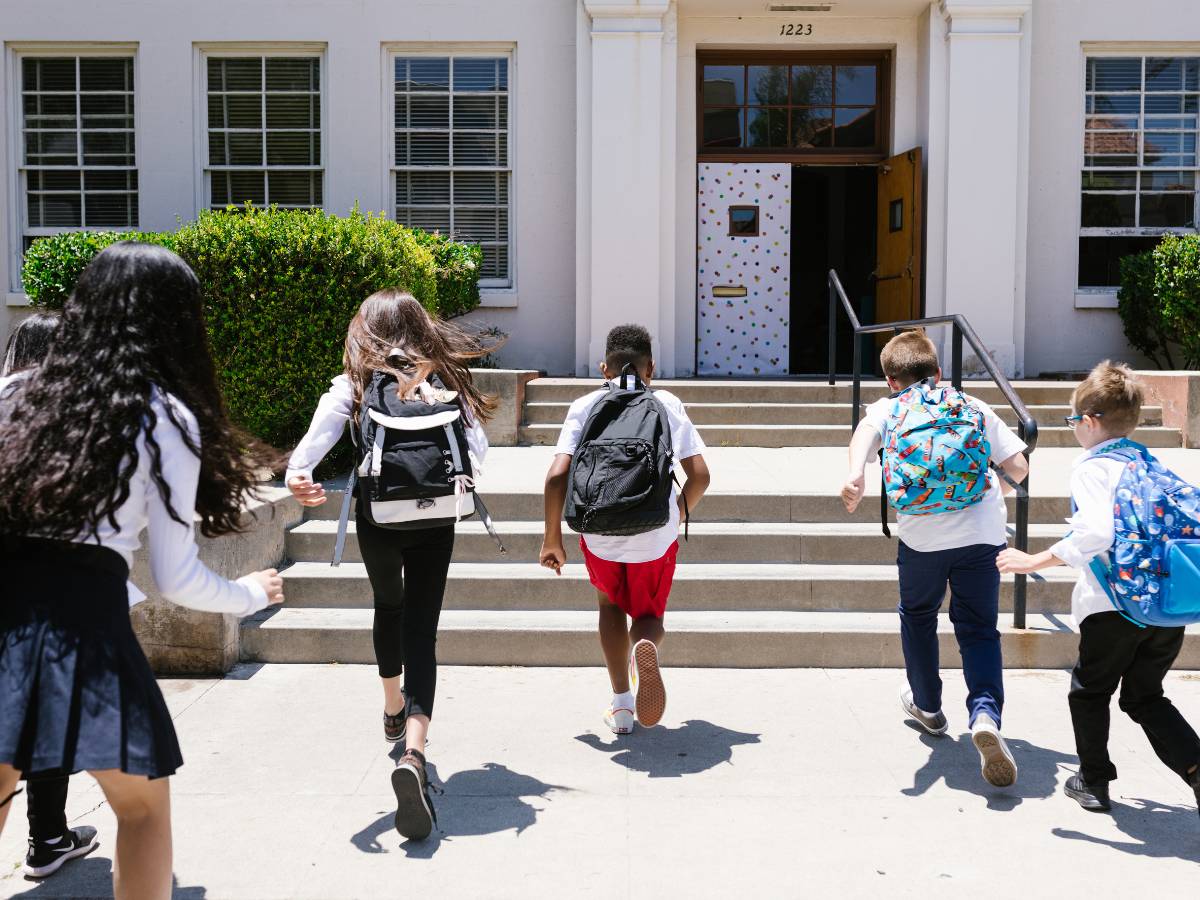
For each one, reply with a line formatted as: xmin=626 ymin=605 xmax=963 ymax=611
xmin=0 ymin=242 xmax=284 ymax=899
xmin=286 ymin=288 xmax=495 ymax=840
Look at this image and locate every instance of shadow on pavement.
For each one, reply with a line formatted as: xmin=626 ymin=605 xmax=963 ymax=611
xmin=350 ymin=761 xmax=568 ymax=859
xmin=1052 ymin=796 xmax=1200 ymax=862
xmin=574 ymin=719 xmax=761 ymax=778
xmin=8 ymin=859 xmax=207 ymax=899
xmin=902 ymin=729 xmax=1077 ymax=811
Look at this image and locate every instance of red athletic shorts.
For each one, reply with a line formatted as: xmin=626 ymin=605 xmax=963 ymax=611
xmin=579 ymin=537 xmax=679 ymax=620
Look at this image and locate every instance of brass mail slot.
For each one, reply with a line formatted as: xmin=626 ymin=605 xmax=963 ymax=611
xmin=712 ymin=285 xmax=748 ymax=298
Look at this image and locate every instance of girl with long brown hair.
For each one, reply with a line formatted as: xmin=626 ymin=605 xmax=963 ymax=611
xmin=286 ymin=288 xmax=495 ymax=840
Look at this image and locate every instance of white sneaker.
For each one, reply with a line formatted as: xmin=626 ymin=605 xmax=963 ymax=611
xmin=971 ymin=714 xmax=1018 ymax=787
xmin=604 ymin=703 xmax=635 ymax=735
xmin=630 ymin=639 xmax=666 ymax=728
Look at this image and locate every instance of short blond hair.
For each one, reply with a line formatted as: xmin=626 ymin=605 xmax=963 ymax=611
xmin=1072 ymin=360 xmax=1143 ymax=437
xmin=879 ymin=330 xmax=939 ymax=387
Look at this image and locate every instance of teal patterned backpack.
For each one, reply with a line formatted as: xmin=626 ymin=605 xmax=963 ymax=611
xmin=1085 ymin=438 xmax=1200 ymax=627
xmin=879 ymin=379 xmax=992 ymax=536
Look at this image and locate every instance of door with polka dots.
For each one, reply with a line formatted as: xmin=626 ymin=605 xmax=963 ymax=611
xmin=696 ymin=163 xmax=791 ymax=376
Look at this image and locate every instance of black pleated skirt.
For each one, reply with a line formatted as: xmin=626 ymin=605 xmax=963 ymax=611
xmin=0 ymin=535 xmax=183 ymax=778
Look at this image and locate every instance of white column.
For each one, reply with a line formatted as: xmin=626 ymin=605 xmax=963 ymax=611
xmin=580 ymin=1 xmax=672 ymax=376
xmin=938 ymin=1 xmax=1032 ymax=377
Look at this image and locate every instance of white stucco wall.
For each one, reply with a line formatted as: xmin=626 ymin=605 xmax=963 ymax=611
xmin=1024 ymin=0 xmax=1199 ymax=375
xmin=0 ymin=0 xmax=577 ymax=373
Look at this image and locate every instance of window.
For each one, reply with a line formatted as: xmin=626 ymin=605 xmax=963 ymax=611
xmin=391 ymin=53 xmax=512 ymax=286
xmin=18 ymin=54 xmax=137 ymax=253
xmin=204 ymin=54 xmax=322 ymax=209
xmin=729 ymin=205 xmax=759 ymax=236
xmin=1079 ymin=56 xmax=1199 ymax=287
xmin=700 ymin=57 xmax=883 ymax=154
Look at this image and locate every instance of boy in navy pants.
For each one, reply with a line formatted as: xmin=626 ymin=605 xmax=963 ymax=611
xmin=841 ymin=331 xmax=1029 ymax=786
xmin=999 ymin=361 xmax=1200 ymax=815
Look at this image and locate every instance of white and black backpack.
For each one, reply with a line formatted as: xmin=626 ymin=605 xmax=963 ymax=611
xmin=332 ymin=366 xmax=503 ymax=565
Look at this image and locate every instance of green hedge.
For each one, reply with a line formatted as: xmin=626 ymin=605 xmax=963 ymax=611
xmin=21 ymin=207 xmax=483 ymax=457
xmin=1117 ymin=233 xmax=1200 ymax=370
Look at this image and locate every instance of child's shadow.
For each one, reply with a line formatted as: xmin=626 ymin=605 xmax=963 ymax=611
xmin=9 ymin=860 xmax=207 ymax=898
xmin=1052 ymin=796 xmax=1200 ymax=863
xmin=902 ymin=728 xmax=1077 ymax=811
xmin=575 ymin=719 xmax=761 ymax=778
xmin=350 ymin=761 xmax=569 ymax=859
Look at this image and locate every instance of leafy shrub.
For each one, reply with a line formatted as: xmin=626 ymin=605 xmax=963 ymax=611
xmin=1154 ymin=233 xmax=1200 ymax=369
xmin=409 ymin=228 xmax=482 ymax=318
xmin=21 ymin=208 xmax=487 ymax=457
xmin=1117 ymin=248 xmax=1175 ymax=369
xmin=22 ymin=230 xmax=175 ymax=308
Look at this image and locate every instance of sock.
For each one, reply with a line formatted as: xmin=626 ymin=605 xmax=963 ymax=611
xmin=612 ymin=690 xmax=634 ymax=712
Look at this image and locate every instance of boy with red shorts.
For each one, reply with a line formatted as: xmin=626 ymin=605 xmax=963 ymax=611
xmin=540 ymin=325 xmax=710 ymax=733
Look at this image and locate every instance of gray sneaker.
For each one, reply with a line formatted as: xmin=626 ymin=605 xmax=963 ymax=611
xmin=900 ymin=686 xmax=948 ymax=735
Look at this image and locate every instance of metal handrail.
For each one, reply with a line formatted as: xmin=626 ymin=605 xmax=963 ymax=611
xmin=827 ymin=269 xmax=1040 ymax=628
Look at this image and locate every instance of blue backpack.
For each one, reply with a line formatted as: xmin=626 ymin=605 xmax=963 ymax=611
xmin=1085 ymin=439 xmax=1200 ymax=627
xmin=879 ymin=380 xmax=992 ymax=535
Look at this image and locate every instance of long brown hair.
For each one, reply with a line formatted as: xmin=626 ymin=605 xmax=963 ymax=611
xmin=344 ymin=289 xmax=498 ymax=423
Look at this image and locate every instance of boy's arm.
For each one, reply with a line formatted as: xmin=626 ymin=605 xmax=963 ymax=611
xmin=678 ymin=454 xmax=710 ymax=516
xmin=998 ymin=463 xmax=1113 ymax=574
xmin=995 ymin=451 xmax=1030 ymax=496
xmin=540 ymin=454 xmax=572 ymax=574
xmin=842 ymin=419 xmax=883 ymax=513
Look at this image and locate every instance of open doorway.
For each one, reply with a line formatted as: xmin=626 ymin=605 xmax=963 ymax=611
xmin=789 ymin=165 xmax=878 ymax=375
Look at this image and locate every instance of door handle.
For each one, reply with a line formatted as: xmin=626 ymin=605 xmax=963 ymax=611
xmin=712 ymin=285 xmax=748 ymax=298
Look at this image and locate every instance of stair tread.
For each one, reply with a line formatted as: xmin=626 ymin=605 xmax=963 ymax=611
xmin=280 ymin=559 xmax=1079 ymax=582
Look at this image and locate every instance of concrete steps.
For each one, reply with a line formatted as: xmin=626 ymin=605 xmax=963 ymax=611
xmin=240 ymin=608 xmax=1200 ymax=669
xmin=271 ymin=560 xmax=1076 ymax=613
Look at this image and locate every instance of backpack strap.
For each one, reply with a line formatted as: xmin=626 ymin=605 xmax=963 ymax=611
xmin=879 ymin=449 xmax=891 ymax=538
xmin=672 ymin=471 xmax=690 ymax=541
xmin=472 ymin=492 xmax=507 ymax=554
xmin=331 ymin=466 xmax=358 ymax=568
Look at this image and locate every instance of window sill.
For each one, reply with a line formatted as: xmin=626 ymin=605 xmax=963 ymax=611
xmin=1074 ymin=289 xmax=1118 ymax=310
xmin=6 ymin=293 xmax=30 ymax=308
xmin=478 ymin=289 xmax=518 ymax=310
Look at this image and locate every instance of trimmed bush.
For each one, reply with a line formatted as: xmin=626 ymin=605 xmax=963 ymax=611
xmin=1154 ymin=233 xmax=1200 ymax=370
xmin=22 ymin=230 xmax=175 ymax=307
xmin=1117 ymin=247 xmax=1176 ymax=369
xmin=410 ymin=228 xmax=483 ymax=318
xmin=21 ymin=208 xmax=484 ymax=457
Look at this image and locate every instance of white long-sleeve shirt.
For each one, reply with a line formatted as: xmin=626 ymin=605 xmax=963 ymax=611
xmin=0 ymin=374 xmax=268 ymax=617
xmin=286 ymin=373 xmax=489 ymax=483
xmin=1047 ymin=437 xmax=1128 ymax=625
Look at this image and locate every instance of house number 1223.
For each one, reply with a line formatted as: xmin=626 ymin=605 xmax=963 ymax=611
xmin=780 ymin=23 xmax=813 ymax=36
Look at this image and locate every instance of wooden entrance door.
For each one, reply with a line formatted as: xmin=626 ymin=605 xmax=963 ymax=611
xmin=874 ymin=147 xmax=922 ymax=324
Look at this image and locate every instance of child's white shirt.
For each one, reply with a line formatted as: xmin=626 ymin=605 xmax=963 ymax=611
xmin=860 ymin=393 xmax=1028 ymax=552
xmin=1047 ymin=437 xmax=1129 ymax=626
xmin=286 ymin=374 xmax=489 ymax=483
xmin=555 ymin=386 xmax=706 ymax=564
xmin=0 ymin=374 xmax=269 ymax=617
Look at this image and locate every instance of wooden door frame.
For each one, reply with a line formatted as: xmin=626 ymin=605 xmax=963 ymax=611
xmin=697 ymin=49 xmax=892 ymax=165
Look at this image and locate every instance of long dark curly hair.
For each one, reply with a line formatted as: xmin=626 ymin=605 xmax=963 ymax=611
xmin=0 ymin=241 xmax=272 ymax=540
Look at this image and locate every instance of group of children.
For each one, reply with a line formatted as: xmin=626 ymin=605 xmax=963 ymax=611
xmin=0 ymin=245 xmax=1197 ymax=899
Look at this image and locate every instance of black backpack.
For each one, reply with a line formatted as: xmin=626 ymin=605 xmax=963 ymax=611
xmin=564 ymin=368 xmax=688 ymax=538
xmin=331 ymin=369 xmax=503 ymax=565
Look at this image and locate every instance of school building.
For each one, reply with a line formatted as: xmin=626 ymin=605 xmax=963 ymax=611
xmin=1 ymin=0 xmax=1197 ymax=378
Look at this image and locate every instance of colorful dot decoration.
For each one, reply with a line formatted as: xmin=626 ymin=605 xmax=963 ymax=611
xmin=696 ymin=163 xmax=791 ymax=376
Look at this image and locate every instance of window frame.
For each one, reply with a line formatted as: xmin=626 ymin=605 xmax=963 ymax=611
xmin=1076 ymin=50 xmax=1200 ymax=297
xmin=383 ymin=44 xmax=516 ymax=291
xmin=193 ymin=43 xmax=328 ymax=216
xmin=7 ymin=43 xmax=140 ymax=293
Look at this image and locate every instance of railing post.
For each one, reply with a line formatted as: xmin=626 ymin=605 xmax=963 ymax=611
xmin=828 ymin=279 xmax=837 ymax=386
xmin=851 ymin=333 xmax=862 ymax=430
xmin=951 ymin=323 xmax=963 ymax=391
xmin=1014 ymin=435 xmax=1030 ymax=629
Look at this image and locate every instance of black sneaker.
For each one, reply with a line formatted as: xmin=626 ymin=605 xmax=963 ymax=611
xmin=392 ymin=749 xmax=437 ymax=840
xmin=1064 ymin=774 xmax=1111 ymax=812
xmin=383 ymin=709 xmax=407 ymax=744
xmin=24 ymin=826 xmax=99 ymax=878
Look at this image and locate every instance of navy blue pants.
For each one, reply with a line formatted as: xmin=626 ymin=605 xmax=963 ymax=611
xmin=897 ymin=542 xmax=1005 ymax=728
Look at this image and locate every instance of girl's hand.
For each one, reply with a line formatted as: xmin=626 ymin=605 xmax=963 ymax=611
xmin=251 ymin=568 xmax=285 ymax=605
xmin=287 ymin=475 xmax=326 ymax=507
xmin=841 ymin=472 xmax=866 ymax=513
xmin=997 ymin=548 xmax=1036 ymax=574
xmin=539 ymin=541 xmax=566 ymax=575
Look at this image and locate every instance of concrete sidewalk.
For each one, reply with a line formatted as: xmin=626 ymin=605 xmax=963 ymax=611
xmin=2 ymin=665 xmax=1198 ymax=899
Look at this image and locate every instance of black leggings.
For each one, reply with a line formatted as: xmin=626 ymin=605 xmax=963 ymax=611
xmin=356 ymin=509 xmax=455 ymax=720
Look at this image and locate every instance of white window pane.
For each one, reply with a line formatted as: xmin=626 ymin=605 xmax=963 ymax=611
xmin=80 ymin=93 xmax=134 ymax=130
xmin=453 ymin=58 xmax=507 ymax=92
xmin=24 ymin=93 xmax=77 ymax=129
xmin=408 ymin=133 xmax=450 ymax=166
xmin=266 ymin=57 xmax=319 ymax=92
xmin=79 ymin=58 xmax=132 ymax=92
xmin=25 ymin=131 xmax=78 ymax=166
xmin=268 ymin=170 xmax=321 ymax=206
xmin=453 ymin=171 xmax=500 ymax=204
xmin=1087 ymin=58 xmax=1141 ymax=92
xmin=453 ymin=133 xmax=500 ymax=166
xmin=266 ymin=131 xmax=319 ymax=166
xmin=397 ymin=58 xmax=449 ymax=92
xmin=405 ymin=95 xmax=449 ymax=129
xmin=210 ymin=58 xmax=262 ymax=92
xmin=397 ymin=207 xmax=451 ymax=234
xmin=25 ymin=58 xmax=76 ymax=92
xmin=85 ymin=192 xmax=137 ymax=227
xmin=396 ymin=171 xmax=451 ymax=205
xmin=266 ymin=94 xmax=318 ymax=129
